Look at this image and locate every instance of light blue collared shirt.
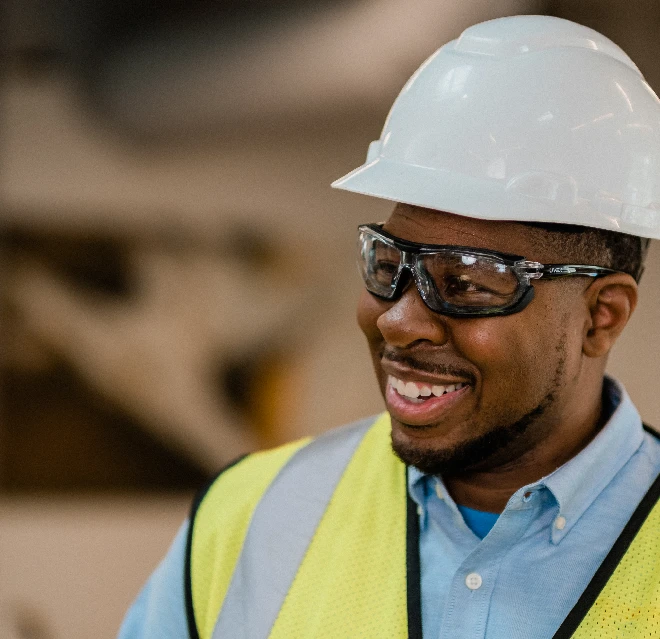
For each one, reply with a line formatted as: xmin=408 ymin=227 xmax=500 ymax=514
xmin=119 ymin=377 xmax=660 ymax=638
xmin=409 ymin=377 xmax=660 ymax=639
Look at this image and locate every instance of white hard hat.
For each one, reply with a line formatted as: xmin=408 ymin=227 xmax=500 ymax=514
xmin=332 ymin=15 xmax=660 ymax=239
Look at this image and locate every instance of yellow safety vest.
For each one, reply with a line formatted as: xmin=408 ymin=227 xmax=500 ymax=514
xmin=185 ymin=413 xmax=660 ymax=639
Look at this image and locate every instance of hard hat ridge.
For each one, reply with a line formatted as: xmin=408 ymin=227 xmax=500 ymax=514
xmin=332 ymin=15 xmax=660 ymax=239
xmin=453 ymin=15 xmax=640 ymax=75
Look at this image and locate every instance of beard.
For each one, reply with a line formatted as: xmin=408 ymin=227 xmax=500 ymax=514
xmin=389 ymin=327 xmax=569 ymax=477
xmin=391 ymin=392 xmax=554 ymax=476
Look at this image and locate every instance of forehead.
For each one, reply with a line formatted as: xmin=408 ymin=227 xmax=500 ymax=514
xmin=384 ymin=204 xmax=563 ymax=263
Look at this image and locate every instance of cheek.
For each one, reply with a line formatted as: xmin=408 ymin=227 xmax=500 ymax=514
xmin=454 ymin=294 xmax=582 ymax=404
xmin=356 ymin=289 xmax=384 ymax=343
xmin=356 ymin=290 xmax=389 ymax=393
xmin=457 ymin=321 xmax=528 ymax=372
xmin=454 ymin=317 xmax=555 ymax=394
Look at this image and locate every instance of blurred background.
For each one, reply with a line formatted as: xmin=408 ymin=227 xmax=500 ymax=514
xmin=1 ymin=0 xmax=660 ymax=636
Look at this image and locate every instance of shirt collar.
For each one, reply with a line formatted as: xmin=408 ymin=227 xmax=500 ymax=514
xmin=538 ymin=376 xmax=643 ymax=543
xmin=407 ymin=376 xmax=644 ymax=543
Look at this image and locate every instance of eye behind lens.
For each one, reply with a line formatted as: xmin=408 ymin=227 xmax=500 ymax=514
xmin=421 ymin=253 xmax=519 ymax=304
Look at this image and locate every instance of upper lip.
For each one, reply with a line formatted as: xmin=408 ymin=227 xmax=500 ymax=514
xmin=381 ymin=361 xmax=473 ymax=387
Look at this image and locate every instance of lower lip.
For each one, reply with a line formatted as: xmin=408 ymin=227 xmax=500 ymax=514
xmin=385 ymin=383 xmax=470 ymax=426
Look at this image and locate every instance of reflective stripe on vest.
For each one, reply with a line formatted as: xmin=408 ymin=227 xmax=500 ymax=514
xmin=188 ymin=412 xmax=410 ymax=639
xmin=212 ymin=416 xmax=375 ymax=639
xmin=187 ymin=417 xmax=660 ymax=639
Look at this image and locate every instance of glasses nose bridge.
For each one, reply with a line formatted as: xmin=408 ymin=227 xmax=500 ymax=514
xmin=398 ymin=248 xmax=416 ymax=267
xmin=395 ymin=249 xmax=419 ymax=283
xmin=393 ymin=248 xmax=427 ymax=299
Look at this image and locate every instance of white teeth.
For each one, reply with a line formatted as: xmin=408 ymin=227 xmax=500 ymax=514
xmin=390 ymin=375 xmax=467 ymax=399
xmin=404 ymin=382 xmax=420 ymax=398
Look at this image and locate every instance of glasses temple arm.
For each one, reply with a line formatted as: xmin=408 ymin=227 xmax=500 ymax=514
xmin=521 ymin=263 xmax=622 ymax=280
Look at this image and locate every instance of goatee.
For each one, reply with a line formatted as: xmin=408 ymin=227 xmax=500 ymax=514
xmin=391 ymin=395 xmax=553 ymax=476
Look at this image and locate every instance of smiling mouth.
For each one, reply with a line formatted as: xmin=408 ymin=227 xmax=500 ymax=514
xmin=385 ymin=374 xmax=471 ymax=426
xmin=387 ymin=375 xmax=467 ymax=403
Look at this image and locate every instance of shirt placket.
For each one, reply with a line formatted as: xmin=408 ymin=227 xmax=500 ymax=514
xmin=437 ymin=496 xmax=540 ymax=639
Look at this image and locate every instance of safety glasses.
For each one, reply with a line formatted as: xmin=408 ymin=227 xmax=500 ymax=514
xmin=357 ymin=223 xmax=620 ymax=318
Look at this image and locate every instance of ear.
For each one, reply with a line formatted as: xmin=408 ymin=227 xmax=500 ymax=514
xmin=582 ymin=274 xmax=638 ymax=358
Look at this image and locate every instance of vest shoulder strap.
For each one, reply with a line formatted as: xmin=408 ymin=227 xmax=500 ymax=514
xmin=212 ymin=416 xmax=376 ymax=639
xmin=266 ymin=412 xmax=409 ymax=639
xmin=185 ymin=436 xmax=311 ymax=639
xmin=554 ymin=422 xmax=660 ymax=638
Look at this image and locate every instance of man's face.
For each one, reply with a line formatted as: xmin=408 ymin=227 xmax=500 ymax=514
xmin=357 ymin=204 xmax=592 ymax=476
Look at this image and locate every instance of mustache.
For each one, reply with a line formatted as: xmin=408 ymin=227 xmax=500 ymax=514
xmin=382 ymin=349 xmax=476 ymax=384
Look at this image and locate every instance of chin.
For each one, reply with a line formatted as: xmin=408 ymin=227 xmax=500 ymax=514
xmin=390 ymin=398 xmax=550 ymax=476
xmin=390 ymin=427 xmax=499 ymax=476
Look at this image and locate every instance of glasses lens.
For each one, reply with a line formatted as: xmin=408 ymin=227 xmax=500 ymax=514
xmin=358 ymin=230 xmax=401 ymax=297
xmin=420 ymin=252 xmax=520 ymax=308
xmin=358 ymin=227 xmax=526 ymax=313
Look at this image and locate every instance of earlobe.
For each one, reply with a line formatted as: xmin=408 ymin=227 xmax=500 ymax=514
xmin=582 ymin=275 xmax=638 ymax=358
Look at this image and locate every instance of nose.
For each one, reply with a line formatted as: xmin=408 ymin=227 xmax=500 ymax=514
xmin=376 ymin=283 xmax=450 ymax=349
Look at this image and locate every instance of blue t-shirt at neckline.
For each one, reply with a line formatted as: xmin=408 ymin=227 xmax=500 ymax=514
xmin=456 ymin=504 xmax=500 ymax=539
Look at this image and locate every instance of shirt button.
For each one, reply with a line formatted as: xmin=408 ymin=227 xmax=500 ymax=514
xmin=555 ymin=515 xmax=567 ymax=530
xmin=434 ymin=482 xmax=444 ymax=499
xmin=417 ymin=505 xmax=423 ymax=516
xmin=465 ymin=572 xmax=483 ymax=590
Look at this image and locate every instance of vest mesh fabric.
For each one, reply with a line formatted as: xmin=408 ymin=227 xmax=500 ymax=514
xmin=191 ymin=438 xmax=309 ymax=639
xmin=571 ymin=500 xmax=660 ymax=638
xmin=191 ymin=413 xmax=660 ymax=639
xmin=269 ymin=413 xmax=409 ymax=638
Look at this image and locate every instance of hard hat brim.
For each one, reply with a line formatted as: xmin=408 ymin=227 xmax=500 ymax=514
xmin=332 ymin=158 xmax=660 ymax=239
xmin=332 ymin=158 xmax=511 ymax=222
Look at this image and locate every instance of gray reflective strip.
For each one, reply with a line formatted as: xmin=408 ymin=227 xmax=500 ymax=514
xmin=211 ymin=416 xmax=377 ymax=639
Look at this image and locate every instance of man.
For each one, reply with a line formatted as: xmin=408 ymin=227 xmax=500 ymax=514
xmin=119 ymin=14 xmax=660 ymax=639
